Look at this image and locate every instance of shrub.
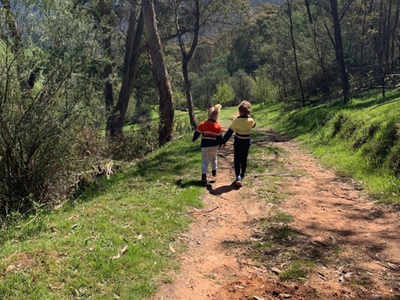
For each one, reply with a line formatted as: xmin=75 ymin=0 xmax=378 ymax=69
xmin=362 ymin=121 xmax=398 ymax=167
xmin=212 ymin=82 xmax=235 ymax=106
xmin=388 ymin=142 xmax=400 ymax=176
xmin=109 ymin=124 xmax=159 ymax=161
xmin=352 ymin=123 xmax=379 ymax=149
xmin=339 ymin=118 xmax=357 ymax=139
xmin=0 ymin=33 xmax=99 ymax=215
xmin=331 ymin=113 xmax=347 ymax=138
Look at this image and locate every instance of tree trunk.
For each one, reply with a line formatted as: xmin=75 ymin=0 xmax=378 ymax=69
xmin=287 ymin=0 xmax=306 ymax=106
xmin=96 ymin=0 xmax=115 ymax=135
xmin=329 ymin=0 xmax=350 ymax=103
xmin=377 ymin=0 xmax=386 ymax=98
xmin=182 ymin=60 xmax=197 ymax=129
xmin=143 ymin=0 xmax=174 ymax=146
xmin=304 ymin=0 xmax=313 ymax=24
xmin=384 ymin=0 xmax=393 ymax=74
xmin=360 ymin=0 xmax=369 ymax=65
xmin=304 ymin=0 xmax=329 ymax=94
xmin=391 ymin=0 xmax=400 ymax=70
xmin=174 ymin=0 xmax=200 ymax=130
xmin=108 ymin=6 xmax=144 ymax=137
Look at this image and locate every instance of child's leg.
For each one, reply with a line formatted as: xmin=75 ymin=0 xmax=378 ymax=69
xmin=201 ymin=148 xmax=209 ymax=175
xmin=234 ymin=144 xmax=241 ymax=178
xmin=210 ymin=146 xmax=218 ymax=175
xmin=239 ymin=142 xmax=250 ymax=178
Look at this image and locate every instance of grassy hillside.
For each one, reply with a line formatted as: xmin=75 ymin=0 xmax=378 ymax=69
xmin=0 ymin=136 xmax=204 ymax=299
xmin=251 ymin=89 xmax=400 ymax=204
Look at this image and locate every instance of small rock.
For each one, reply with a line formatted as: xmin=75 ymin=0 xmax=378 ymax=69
xmin=5 ymin=264 xmax=16 ymax=273
xmin=344 ymin=272 xmax=352 ymax=280
xmin=281 ymin=293 xmax=292 ymax=299
xmin=272 ymin=291 xmax=280 ymax=297
xmin=234 ymin=285 xmax=245 ymax=289
xmin=271 ymin=267 xmax=282 ymax=275
xmin=253 ymin=296 xmax=265 ymax=300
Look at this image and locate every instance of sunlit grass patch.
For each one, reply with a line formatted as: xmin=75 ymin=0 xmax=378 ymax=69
xmin=279 ymin=259 xmax=315 ymax=281
xmin=0 ymin=137 xmax=204 ymax=299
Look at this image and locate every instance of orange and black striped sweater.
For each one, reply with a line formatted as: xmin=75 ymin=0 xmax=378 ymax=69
xmin=192 ymin=119 xmax=223 ymax=147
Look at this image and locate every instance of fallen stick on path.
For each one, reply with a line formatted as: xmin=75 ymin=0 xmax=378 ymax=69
xmin=189 ymin=206 xmax=219 ymax=215
xmin=254 ymin=173 xmax=303 ymax=178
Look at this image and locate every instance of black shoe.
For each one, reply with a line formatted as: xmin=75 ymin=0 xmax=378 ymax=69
xmin=201 ymin=174 xmax=207 ymax=186
xmin=240 ymin=173 xmax=245 ymax=180
xmin=212 ymin=170 xmax=217 ymax=177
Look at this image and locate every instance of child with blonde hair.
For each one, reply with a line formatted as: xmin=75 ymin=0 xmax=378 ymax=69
xmin=193 ymin=104 xmax=223 ymax=185
xmin=222 ymin=100 xmax=256 ymax=187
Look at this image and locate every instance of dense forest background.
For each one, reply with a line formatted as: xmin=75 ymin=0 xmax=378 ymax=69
xmin=1 ymin=0 xmax=400 ymax=215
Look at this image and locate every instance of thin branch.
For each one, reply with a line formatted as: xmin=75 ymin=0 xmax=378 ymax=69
xmin=339 ymin=0 xmax=354 ymax=22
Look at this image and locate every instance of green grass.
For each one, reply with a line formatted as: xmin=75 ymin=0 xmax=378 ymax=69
xmin=279 ymin=259 xmax=315 ymax=281
xmin=0 ymin=137 xmax=204 ymax=299
xmin=252 ymin=89 xmax=400 ymax=204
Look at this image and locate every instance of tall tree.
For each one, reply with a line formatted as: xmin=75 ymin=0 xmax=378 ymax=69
xmin=173 ymin=0 xmax=200 ymax=129
xmin=143 ymin=0 xmax=174 ymax=146
xmin=108 ymin=5 xmax=144 ymax=136
xmin=329 ymin=0 xmax=351 ymax=102
xmin=82 ymin=0 xmax=145 ymax=137
xmin=94 ymin=0 xmax=116 ymax=135
xmin=287 ymin=0 xmax=305 ymax=106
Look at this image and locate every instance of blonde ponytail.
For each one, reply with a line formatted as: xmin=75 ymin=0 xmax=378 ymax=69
xmin=208 ymin=104 xmax=222 ymax=121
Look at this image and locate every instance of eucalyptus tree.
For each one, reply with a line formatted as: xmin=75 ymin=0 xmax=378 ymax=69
xmin=328 ymin=0 xmax=350 ymax=102
xmin=168 ymin=0 xmax=249 ymax=129
xmin=286 ymin=0 xmax=305 ymax=106
xmin=143 ymin=0 xmax=174 ymax=145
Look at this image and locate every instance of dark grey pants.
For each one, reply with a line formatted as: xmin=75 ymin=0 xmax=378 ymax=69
xmin=234 ymin=138 xmax=250 ymax=178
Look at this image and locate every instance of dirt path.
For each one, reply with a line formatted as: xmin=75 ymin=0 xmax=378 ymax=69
xmin=151 ymin=131 xmax=400 ymax=300
xmin=151 ymin=143 xmax=270 ymax=300
xmin=274 ymin=138 xmax=400 ymax=299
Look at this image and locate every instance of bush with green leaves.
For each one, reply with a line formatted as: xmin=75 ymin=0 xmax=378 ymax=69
xmin=252 ymin=69 xmax=279 ymax=104
xmin=212 ymin=82 xmax=235 ymax=106
xmin=0 ymin=3 xmax=103 ymax=216
xmin=229 ymin=69 xmax=255 ymax=104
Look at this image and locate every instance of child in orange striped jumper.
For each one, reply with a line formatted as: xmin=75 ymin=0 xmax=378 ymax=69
xmin=193 ymin=104 xmax=223 ymax=185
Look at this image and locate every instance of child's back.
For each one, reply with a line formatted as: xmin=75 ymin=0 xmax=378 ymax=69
xmin=193 ymin=104 xmax=223 ymax=185
xmin=222 ymin=101 xmax=256 ymax=187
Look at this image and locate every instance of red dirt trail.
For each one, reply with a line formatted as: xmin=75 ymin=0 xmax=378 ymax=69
xmin=150 ymin=131 xmax=400 ymax=300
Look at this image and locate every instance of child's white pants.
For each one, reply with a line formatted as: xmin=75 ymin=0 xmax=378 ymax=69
xmin=201 ymin=146 xmax=218 ymax=174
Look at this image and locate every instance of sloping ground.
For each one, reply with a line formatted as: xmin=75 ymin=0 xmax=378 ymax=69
xmin=150 ymin=139 xmax=271 ymax=299
xmin=273 ymin=134 xmax=400 ymax=298
xmin=252 ymin=90 xmax=400 ymax=204
xmin=0 ymin=138 xmax=205 ymax=299
xmin=151 ymin=129 xmax=400 ymax=299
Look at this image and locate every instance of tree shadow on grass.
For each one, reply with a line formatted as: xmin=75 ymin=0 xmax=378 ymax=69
xmin=73 ymin=141 xmax=202 ymax=204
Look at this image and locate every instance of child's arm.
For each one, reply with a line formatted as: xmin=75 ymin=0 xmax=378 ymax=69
xmin=222 ymin=128 xmax=234 ymax=144
xmin=192 ymin=130 xmax=200 ymax=142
